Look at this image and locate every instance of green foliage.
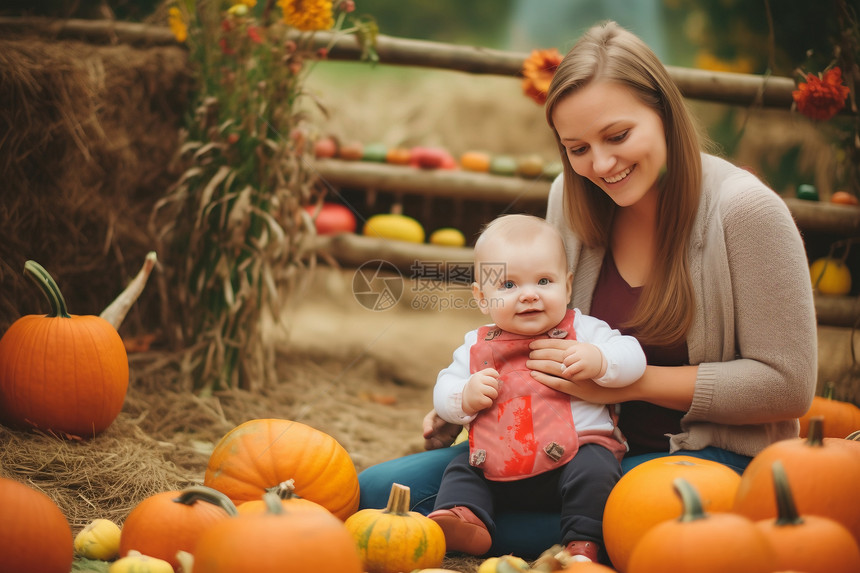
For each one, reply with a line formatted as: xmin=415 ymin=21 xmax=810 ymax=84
xmin=355 ymin=0 xmax=514 ymax=47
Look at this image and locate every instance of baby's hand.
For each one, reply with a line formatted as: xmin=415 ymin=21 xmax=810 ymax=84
xmin=562 ymin=342 xmax=606 ymax=381
xmin=462 ymin=368 xmax=500 ymax=415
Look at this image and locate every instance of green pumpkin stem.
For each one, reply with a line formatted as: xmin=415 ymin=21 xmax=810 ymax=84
xmin=23 ymin=260 xmax=71 ymax=319
xmin=771 ymin=460 xmax=804 ymax=527
xmin=385 ymin=483 xmax=411 ymax=515
xmin=262 ymin=491 xmax=284 ymax=515
xmin=173 ymin=485 xmax=238 ymax=516
xmin=673 ymin=478 xmax=708 ymax=523
xmin=806 ymin=415 xmax=825 ymax=447
xmin=822 ymin=382 xmax=836 ymax=400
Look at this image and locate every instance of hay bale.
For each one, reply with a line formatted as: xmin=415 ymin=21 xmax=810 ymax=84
xmin=0 ymin=35 xmax=190 ymax=335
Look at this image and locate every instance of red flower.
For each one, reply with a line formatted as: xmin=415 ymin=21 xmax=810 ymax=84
xmin=247 ymin=25 xmax=262 ymax=44
xmin=793 ymin=67 xmax=850 ymax=121
xmin=522 ymin=48 xmax=563 ymax=105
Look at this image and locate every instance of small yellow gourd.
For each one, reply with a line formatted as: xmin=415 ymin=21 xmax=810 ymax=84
xmin=477 ymin=554 xmax=531 ymax=573
xmin=363 ymin=213 xmax=425 ymax=243
xmin=429 ymin=228 xmax=466 ymax=247
xmin=109 ymin=550 xmax=173 ymax=573
xmin=74 ymin=518 xmax=122 ymax=560
xmin=345 ymin=483 xmax=445 ymax=573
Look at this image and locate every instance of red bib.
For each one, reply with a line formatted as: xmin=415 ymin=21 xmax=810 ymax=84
xmin=467 ymin=309 xmax=579 ymax=481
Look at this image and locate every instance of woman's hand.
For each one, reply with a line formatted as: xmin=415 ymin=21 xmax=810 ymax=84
xmin=528 ymin=338 xmax=630 ymax=404
xmin=529 ymin=338 xmax=699 ymax=410
xmin=422 ymin=409 xmax=462 ymax=451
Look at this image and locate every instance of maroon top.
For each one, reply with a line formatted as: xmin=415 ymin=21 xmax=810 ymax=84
xmin=589 ymin=252 xmax=688 ymax=455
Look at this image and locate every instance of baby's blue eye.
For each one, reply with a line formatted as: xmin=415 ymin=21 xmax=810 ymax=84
xmin=501 ymin=280 xmax=515 ymax=289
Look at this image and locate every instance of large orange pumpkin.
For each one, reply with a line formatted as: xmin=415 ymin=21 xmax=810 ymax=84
xmin=798 ymin=383 xmax=860 ymax=438
xmin=755 ymin=460 xmax=860 ymax=573
xmin=345 ymin=483 xmax=446 ymax=573
xmin=0 ymin=260 xmax=128 ymax=438
xmin=0 ymin=477 xmax=74 ymax=573
xmin=733 ymin=416 xmax=860 ymax=545
xmin=627 ymin=478 xmax=776 ymax=573
xmin=192 ymin=491 xmax=363 ymax=573
xmin=602 ymin=455 xmax=742 ymax=572
xmin=119 ymin=486 xmax=237 ymax=571
xmin=203 ymin=418 xmax=360 ymax=520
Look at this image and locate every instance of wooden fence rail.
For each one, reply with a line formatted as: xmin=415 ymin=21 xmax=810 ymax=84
xmin=0 ymin=16 xmax=798 ymax=109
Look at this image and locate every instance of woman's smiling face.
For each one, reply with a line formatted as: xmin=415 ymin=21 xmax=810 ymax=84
xmin=552 ymin=80 xmax=667 ymax=208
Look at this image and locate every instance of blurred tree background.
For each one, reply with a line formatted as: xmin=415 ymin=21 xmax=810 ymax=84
xmin=3 ymin=0 xmax=852 ymax=194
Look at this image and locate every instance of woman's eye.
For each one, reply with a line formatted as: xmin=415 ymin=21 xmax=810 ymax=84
xmin=568 ymin=145 xmax=587 ymax=156
xmin=609 ymin=130 xmax=629 ymax=143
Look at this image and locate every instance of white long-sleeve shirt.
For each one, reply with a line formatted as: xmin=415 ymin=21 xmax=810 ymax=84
xmin=433 ymin=308 xmax=646 ymax=433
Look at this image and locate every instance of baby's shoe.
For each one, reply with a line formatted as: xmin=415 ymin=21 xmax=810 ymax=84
xmin=427 ymin=505 xmax=492 ymax=555
xmin=564 ymin=540 xmax=600 ymax=563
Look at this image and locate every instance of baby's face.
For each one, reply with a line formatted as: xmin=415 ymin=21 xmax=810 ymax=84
xmin=473 ymin=237 xmax=571 ymax=336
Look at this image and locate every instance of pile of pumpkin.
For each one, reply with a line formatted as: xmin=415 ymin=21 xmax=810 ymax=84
xmin=2 ymin=259 xmax=860 ymax=572
xmin=313 ymin=136 xmax=563 ymax=182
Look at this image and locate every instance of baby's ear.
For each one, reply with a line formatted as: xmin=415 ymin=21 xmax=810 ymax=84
xmin=472 ymin=282 xmax=491 ymax=315
xmin=566 ymin=271 xmax=573 ymax=299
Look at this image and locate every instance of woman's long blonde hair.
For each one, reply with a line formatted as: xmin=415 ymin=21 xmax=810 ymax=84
xmin=545 ymin=21 xmax=702 ymax=347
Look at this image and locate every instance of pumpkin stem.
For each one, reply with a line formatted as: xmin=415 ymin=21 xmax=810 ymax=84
xmin=771 ymin=460 xmax=804 ymax=527
xmin=806 ymin=415 xmax=825 ymax=447
xmin=266 ymin=479 xmax=300 ymax=500
xmin=822 ymin=382 xmax=836 ymax=400
xmin=673 ymin=478 xmax=708 ymax=523
xmin=384 ymin=483 xmax=411 ymax=515
xmin=23 ymin=260 xmax=71 ymax=319
xmin=173 ymin=485 xmax=239 ymax=516
xmin=262 ymin=491 xmax=284 ymax=515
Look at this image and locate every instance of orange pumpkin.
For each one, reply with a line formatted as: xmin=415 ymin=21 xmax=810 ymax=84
xmin=798 ymin=383 xmax=860 ymax=438
xmin=345 ymin=483 xmax=445 ymax=573
xmin=733 ymin=417 xmax=860 ymax=545
xmin=0 ymin=477 xmax=73 ymax=573
xmin=236 ymin=479 xmax=329 ymax=515
xmin=627 ymin=478 xmax=775 ymax=573
xmin=755 ymin=460 xmax=860 ymax=573
xmin=203 ymin=418 xmax=360 ymax=520
xmin=0 ymin=260 xmax=128 ymax=438
xmin=119 ymin=486 xmax=237 ymax=571
xmin=459 ymin=151 xmax=492 ymax=172
xmin=192 ymin=491 xmax=363 ymax=573
xmin=602 ymin=455 xmax=742 ymax=572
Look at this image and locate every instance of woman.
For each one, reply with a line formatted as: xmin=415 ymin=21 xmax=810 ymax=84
xmin=358 ymin=21 xmax=817 ymax=559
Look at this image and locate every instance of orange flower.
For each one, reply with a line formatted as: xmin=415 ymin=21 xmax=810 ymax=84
xmin=793 ymin=67 xmax=850 ymax=121
xmin=279 ymin=0 xmax=334 ymax=31
xmin=522 ymin=48 xmax=563 ymax=105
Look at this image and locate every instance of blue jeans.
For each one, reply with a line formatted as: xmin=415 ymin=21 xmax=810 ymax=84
xmin=358 ymin=441 xmax=751 ymax=558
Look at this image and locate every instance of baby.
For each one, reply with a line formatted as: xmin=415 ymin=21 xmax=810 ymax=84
xmin=428 ymin=214 xmax=646 ymax=563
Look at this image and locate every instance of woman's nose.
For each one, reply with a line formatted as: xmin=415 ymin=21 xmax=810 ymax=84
xmin=592 ymin=146 xmax=617 ymax=175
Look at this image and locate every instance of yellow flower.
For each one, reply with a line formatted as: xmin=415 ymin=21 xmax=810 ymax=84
xmin=279 ymin=0 xmax=334 ymax=31
xmin=168 ymin=6 xmax=188 ymax=43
